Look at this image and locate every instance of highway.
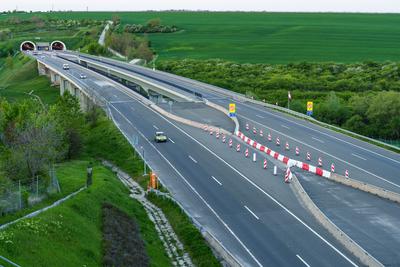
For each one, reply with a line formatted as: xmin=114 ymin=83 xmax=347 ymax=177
xmin=33 ymin=53 xmax=363 ymax=266
xmin=65 ymin=53 xmax=400 ymax=195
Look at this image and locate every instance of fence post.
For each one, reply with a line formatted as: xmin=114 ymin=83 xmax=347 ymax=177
xmin=19 ymin=180 xmax=22 ymax=209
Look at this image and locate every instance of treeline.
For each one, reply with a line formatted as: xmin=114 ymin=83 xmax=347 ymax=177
xmin=0 ymin=93 xmax=96 ymax=184
xmin=157 ymin=59 xmax=400 ymax=140
xmin=123 ymin=18 xmax=178 ymax=34
xmin=105 ymin=30 xmax=154 ymax=61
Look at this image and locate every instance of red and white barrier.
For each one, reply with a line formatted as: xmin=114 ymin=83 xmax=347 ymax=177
xmin=245 ymin=148 xmax=249 ymax=157
xmin=345 ymin=169 xmax=349 ymax=178
xmin=229 ymin=138 xmax=233 ymax=147
xmin=306 ymin=152 xmax=311 ymax=161
xmin=260 ymin=130 xmax=263 ymax=137
xmin=236 ymin=131 xmax=331 ymax=179
xmin=246 ymin=123 xmax=249 ymax=131
xmin=276 ymin=137 xmax=280 ymax=146
xmin=263 ymin=159 xmax=267 ymax=169
xmin=268 ymin=133 xmax=272 ymax=142
xmin=318 ymin=157 xmax=322 ymax=167
xmin=331 ymin=163 xmax=335 ymax=173
xmin=285 ymin=141 xmax=290 ymax=150
xmin=295 ymin=146 xmax=300 ymax=156
xmin=236 ymin=144 xmax=241 ymax=152
xmin=285 ymin=167 xmax=293 ymax=183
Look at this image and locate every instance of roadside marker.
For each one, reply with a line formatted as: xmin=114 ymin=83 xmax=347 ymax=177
xmin=203 ymin=125 xmax=208 ymax=131
xmin=209 ymin=128 xmax=213 ymax=135
xmin=285 ymin=141 xmax=290 ymax=150
xmin=306 ymin=152 xmax=311 ymax=161
xmin=253 ymin=127 xmax=257 ymax=135
xmin=276 ymin=137 xmax=280 ymax=146
xmin=295 ymin=146 xmax=300 ymax=156
xmin=253 ymin=152 xmax=256 ymax=162
xmin=229 ymin=138 xmax=233 ymax=147
xmin=222 ymin=135 xmax=226 ymax=143
xmin=273 ymin=165 xmax=277 ymax=176
xmin=318 ymin=157 xmax=323 ymax=167
xmin=236 ymin=144 xmax=241 ymax=152
xmin=260 ymin=130 xmax=263 ymax=137
xmin=345 ymin=169 xmax=349 ymax=178
xmin=245 ymin=148 xmax=249 ymax=158
xmin=216 ymin=132 xmax=220 ymax=139
xmin=268 ymin=133 xmax=272 ymax=142
xmin=331 ymin=163 xmax=335 ymax=173
xmin=246 ymin=123 xmax=249 ymax=131
xmin=263 ymin=159 xmax=267 ymax=169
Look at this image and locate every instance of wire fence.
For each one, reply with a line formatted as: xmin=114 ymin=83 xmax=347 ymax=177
xmin=0 ymin=168 xmax=61 ymax=216
xmin=379 ymin=139 xmax=400 ymax=149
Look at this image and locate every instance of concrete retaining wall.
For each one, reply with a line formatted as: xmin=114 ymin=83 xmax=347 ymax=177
xmin=291 ymin=174 xmax=383 ymax=267
xmin=329 ymin=174 xmax=400 ymax=204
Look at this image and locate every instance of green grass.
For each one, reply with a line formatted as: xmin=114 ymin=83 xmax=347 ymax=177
xmin=0 ymin=55 xmax=59 ymax=104
xmin=2 ymin=11 xmax=400 ymax=63
xmin=0 ymin=160 xmax=171 ymax=267
xmin=147 ymin=193 xmax=221 ymax=267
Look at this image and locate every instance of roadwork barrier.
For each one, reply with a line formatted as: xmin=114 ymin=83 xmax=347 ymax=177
xmin=291 ymin=173 xmax=384 ymax=267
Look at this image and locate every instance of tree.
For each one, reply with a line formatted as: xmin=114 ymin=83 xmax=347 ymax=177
xmin=146 ymin=18 xmax=161 ymax=28
xmin=112 ymin=14 xmax=121 ymax=26
xmin=134 ymin=42 xmax=153 ymax=62
xmin=5 ymin=55 xmax=13 ymax=69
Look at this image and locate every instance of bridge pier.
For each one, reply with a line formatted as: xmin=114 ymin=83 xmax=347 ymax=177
xmin=59 ymin=76 xmax=92 ymax=112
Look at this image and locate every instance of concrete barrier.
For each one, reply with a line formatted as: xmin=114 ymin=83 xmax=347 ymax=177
xmin=329 ymin=174 xmax=400 ymax=204
xmin=291 ymin=174 xmax=384 ymax=267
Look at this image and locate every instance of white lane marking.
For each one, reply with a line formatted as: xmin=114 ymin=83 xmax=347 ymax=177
xmin=281 ymin=124 xmax=290 ymax=129
xmin=312 ymin=136 xmax=325 ymax=143
xmin=113 ymin=94 xmax=118 ymax=98
xmin=352 ymin=153 xmax=367 ymax=161
xmin=168 ymin=138 xmax=175 ymax=144
xmin=256 ymin=114 xmax=264 ymax=119
xmin=153 ymin=125 xmax=159 ymax=130
xmin=240 ymin=114 xmax=400 ymax=189
xmin=109 ymin=104 xmax=263 ymax=267
xmin=296 ymin=254 xmax=311 ymax=267
xmin=238 ymin=101 xmax=400 ymax=165
xmin=211 ymin=176 xmax=222 ymax=186
xmin=151 ymin=110 xmax=359 ymax=267
xmin=244 ymin=205 xmax=259 ymax=220
xmin=189 ymin=155 xmax=198 ymax=164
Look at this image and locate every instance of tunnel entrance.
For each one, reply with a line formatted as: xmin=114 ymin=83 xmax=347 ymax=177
xmin=20 ymin=41 xmax=36 ymax=51
xmin=51 ymin=41 xmax=66 ymax=51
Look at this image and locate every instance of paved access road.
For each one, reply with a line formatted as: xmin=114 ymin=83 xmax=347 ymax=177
xmin=67 ymin=53 xmax=400 ymax=195
xmin=33 ymin=53 xmax=360 ymax=267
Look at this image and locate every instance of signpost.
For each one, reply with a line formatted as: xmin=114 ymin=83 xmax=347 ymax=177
xmin=229 ymin=103 xmax=236 ymax=117
xmin=307 ymin=101 xmax=313 ymax=116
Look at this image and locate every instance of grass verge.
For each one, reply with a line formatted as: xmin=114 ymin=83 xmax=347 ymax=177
xmin=0 ymin=160 xmax=171 ymax=267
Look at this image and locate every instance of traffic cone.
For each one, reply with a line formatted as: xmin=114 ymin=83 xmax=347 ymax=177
xmin=253 ymin=127 xmax=257 ymax=135
xmin=216 ymin=132 xmax=220 ymax=139
xmin=236 ymin=144 xmax=240 ymax=152
xmin=246 ymin=123 xmax=249 ymax=131
xmin=260 ymin=130 xmax=263 ymax=137
xmin=285 ymin=167 xmax=293 ymax=183
xmin=204 ymin=125 xmax=208 ymax=131
xmin=268 ymin=133 xmax=272 ymax=142
xmin=295 ymin=146 xmax=299 ymax=156
xmin=245 ymin=148 xmax=249 ymax=157
xmin=222 ymin=135 xmax=226 ymax=143
xmin=345 ymin=169 xmax=349 ymax=178
xmin=331 ymin=163 xmax=335 ymax=173
xmin=229 ymin=138 xmax=233 ymax=147
xmin=210 ymin=128 xmax=213 ymax=135
xmin=263 ymin=159 xmax=267 ymax=169
xmin=306 ymin=152 xmax=311 ymax=161
xmin=285 ymin=141 xmax=289 ymax=150
xmin=276 ymin=137 xmax=280 ymax=146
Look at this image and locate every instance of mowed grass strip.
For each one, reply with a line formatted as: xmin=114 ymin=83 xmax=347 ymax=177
xmin=0 ymin=160 xmax=171 ymax=267
xmin=3 ymin=12 xmax=400 ymax=63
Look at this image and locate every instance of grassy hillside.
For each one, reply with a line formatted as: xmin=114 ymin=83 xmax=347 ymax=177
xmin=0 ymin=55 xmax=59 ymax=104
xmin=0 ymin=160 xmax=171 ymax=267
xmin=2 ymin=12 xmax=400 ymax=63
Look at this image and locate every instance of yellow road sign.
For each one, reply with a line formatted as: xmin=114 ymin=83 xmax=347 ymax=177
xmin=229 ymin=103 xmax=236 ymax=114
xmin=307 ymin=101 xmax=313 ymax=112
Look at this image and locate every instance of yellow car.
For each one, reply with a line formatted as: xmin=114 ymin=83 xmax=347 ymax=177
xmin=155 ymin=132 xmax=167 ymax=143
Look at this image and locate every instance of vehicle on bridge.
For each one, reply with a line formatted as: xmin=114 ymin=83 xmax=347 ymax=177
xmin=62 ymin=64 xmax=70 ymax=70
xmin=79 ymin=74 xmax=87 ymax=79
xmin=154 ymin=132 xmax=168 ymax=142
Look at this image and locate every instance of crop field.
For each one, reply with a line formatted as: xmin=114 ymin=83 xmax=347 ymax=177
xmin=3 ymin=11 xmax=400 ymax=63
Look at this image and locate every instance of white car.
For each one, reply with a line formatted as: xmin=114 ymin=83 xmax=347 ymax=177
xmin=79 ymin=74 xmax=87 ymax=79
xmin=62 ymin=64 xmax=70 ymax=70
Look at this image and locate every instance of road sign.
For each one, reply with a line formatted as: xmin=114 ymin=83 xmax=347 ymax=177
xmin=229 ymin=103 xmax=236 ymax=117
xmin=307 ymin=101 xmax=313 ymax=116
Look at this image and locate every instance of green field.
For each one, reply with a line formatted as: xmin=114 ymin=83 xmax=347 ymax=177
xmin=2 ymin=12 xmax=400 ymax=63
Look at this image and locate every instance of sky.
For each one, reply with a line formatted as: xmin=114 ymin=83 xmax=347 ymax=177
xmin=2 ymin=0 xmax=400 ymax=13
